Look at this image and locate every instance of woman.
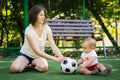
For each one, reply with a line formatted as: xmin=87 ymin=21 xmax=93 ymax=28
xmin=10 ymin=4 xmax=65 ymax=73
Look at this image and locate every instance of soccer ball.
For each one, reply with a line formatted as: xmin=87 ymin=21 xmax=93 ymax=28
xmin=61 ymin=58 xmax=77 ymax=74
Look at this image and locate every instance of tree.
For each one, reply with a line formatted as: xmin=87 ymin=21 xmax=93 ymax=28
xmin=0 ymin=0 xmax=119 ymax=48
xmin=0 ymin=0 xmax=24 ymax=47
xmin=86 ymin=0 xmax=119 ymax=47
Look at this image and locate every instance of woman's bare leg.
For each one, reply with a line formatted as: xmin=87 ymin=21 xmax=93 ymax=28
xmin=32 ymin=57 xmax=48 ymax=72
xmin=10 ymin=56 xmax=29 ymax=73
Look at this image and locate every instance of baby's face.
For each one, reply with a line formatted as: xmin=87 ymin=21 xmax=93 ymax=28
xmin=82 ymin=42 xmax=93 ymax=53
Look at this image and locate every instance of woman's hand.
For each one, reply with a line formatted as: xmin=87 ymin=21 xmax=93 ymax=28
xmin=54 ymin=57 xmax=67 ymax=62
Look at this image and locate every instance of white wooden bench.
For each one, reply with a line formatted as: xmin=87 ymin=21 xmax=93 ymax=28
xmin=47 ymin=19 xmax=106 ymax=58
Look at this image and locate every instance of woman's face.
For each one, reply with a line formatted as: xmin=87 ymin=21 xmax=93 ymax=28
xmin=36 ymin=10 xmax=45 ymax=24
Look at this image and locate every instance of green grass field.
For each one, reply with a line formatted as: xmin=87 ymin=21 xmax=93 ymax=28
xmin=0 ymin=56 xmax=120 ymax=80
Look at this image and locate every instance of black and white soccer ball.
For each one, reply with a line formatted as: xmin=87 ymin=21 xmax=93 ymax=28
xmin=61 ymin=58 xmax=77 ymax=74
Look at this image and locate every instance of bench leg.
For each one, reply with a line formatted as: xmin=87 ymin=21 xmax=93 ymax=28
xmin=102 ymin=37 xmax=106 ymax=58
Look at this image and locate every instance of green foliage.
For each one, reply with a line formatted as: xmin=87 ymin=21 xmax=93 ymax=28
xmin=0 ymin=49 xmax=19 ymax=57
xmin=0 ymin=0 xmax=120 ymax=48
xmin=0 ymin=0 xmax=24 ymax=47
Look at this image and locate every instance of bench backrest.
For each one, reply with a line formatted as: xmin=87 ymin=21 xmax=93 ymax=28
xmin=47 ymin=19 xmax=93 ymax=37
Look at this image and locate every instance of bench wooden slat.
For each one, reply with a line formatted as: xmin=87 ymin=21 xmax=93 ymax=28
xmin=47 ymin=19 xmax=92 ymax=23
xmin=51 ymin=27 xmax=94 ymax=29
xmin=53 ymin=34 xmax=92 ymax=37
xmin=48 ymin=23 xmax=92 ymax=27
xmin=52 ymin=30 xmax=93 ymax=34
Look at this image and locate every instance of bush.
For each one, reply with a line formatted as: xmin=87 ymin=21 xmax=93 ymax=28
xmin=0 ymin=48 xmax=119 ymax=58
xmin=0 ymin=49 xmax=19 ymax=57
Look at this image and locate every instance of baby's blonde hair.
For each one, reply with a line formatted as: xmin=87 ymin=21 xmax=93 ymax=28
xmin=83 ymin=37 xmax=96 ymax=49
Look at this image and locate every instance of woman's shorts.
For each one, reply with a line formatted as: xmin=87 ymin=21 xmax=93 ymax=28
xmin=18 ymin=52 xmax=34 ymax=64
xmin=87 ymin=63 xmax=98 ymax=71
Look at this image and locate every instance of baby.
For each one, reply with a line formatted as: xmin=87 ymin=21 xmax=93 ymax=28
xmin=77 ymin=37 xmax=112 ymax=76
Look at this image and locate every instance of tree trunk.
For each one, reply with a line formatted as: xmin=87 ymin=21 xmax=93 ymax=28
xmin=17 ymin=18 xmax=24 ymax=44
xmin=0 ymin=17 xmax=5 ymax=47
xmin=0 ymin=25 xmax=4 ymax=46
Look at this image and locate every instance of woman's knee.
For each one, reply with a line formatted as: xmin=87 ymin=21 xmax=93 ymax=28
xmin=32 ymin=57 xmax=48 ymax=72
xmin=10 ymin=64 xmax=23 ymax=73
xmin=40 ymin=65 xmax=48 ymax=72
xmin=35 ymin=64 xmax=48 ymax=72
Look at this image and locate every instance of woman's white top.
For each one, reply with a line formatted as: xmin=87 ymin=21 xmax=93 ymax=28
xmin=20 ymin=24 xmax=52 ymax=58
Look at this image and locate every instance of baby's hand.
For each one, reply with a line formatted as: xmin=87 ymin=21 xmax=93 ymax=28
xmin=77 ymin=58 xmax=83 ymax=66
xmin=80 ymin=64 xmax=85 ymax=68
xmin=77 ymin=62 xmax=80 ymax=66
